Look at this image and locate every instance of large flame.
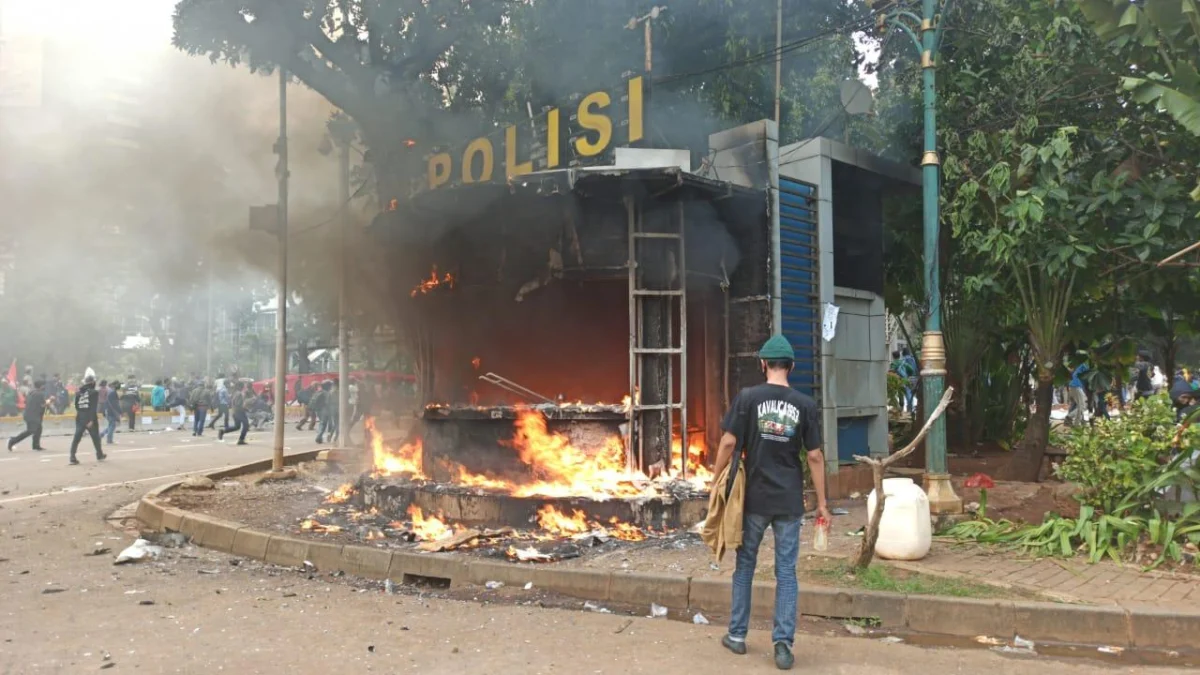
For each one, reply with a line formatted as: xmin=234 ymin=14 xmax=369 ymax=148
xmin=536 ymin=505 xmax=591 ymax=536
xmin=407 ymin=505 xmax=452 ymax=541
xmin=369 ymin=418 xmax=426 ymax=479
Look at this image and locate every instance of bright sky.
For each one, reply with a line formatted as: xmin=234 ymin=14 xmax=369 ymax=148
xmin=1 ymin=0 xmax=173 ymax=52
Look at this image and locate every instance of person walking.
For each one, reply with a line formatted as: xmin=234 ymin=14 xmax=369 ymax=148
xmin=122 ymin=378 xmax=140 ymax=431
xmin=209 ymin=379 xmax=230 ymax=431
xmin=189 ymin=379 xmax=211 ymax=436
xmin=295 ymin=381 xmax=319 ymax=431
xmin=711 ymin=335 xmax=829 ymax=671
xmin=68 ymin=375 xmax=106 ymax=465
xmin=315 ymin=380 xmax=339 ymax=444
xmin=217 ymin=381 xmax=250 ymax=446
xmin=103 ymin=380 xmax=122 ymax=444
xmin=1068 ymin=362 xmax=1089 ymax=426
xmin=8 ymin=379 xmax=47 ymax=451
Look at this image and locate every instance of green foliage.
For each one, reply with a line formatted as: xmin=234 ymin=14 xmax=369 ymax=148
xmin=1057 ymin=395 xmax=1183 ymax=512
xmin=1077 ymin=0 xmax=1200 ymax=135
xmin=948 ymin=395 xmax=1200 ymax=568
xmin=886 ymin=371 xmax=906 ymax=411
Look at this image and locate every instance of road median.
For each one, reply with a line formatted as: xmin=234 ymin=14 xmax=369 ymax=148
xmin=132 ymin=455 xmax=1200 ymax=653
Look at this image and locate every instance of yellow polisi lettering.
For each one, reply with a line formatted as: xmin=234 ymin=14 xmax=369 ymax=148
xmin=546 ymin=108 xmax=561 ymax=169
xmin=505 ymin=125 xmax=533 ymax=179
xmin=428 ymin=153 xmax=452 ymax=190
xmin=574 ymin=91 xmax=613 ymax=157
xmin=627 ymin=76 xmax=644 ymax=143
xmin=462 ymin=137 xmax=494 ymax=184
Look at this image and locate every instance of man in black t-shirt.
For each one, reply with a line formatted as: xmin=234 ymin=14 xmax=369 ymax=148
xmin=711 ymin=335 xmax=828 ymax=671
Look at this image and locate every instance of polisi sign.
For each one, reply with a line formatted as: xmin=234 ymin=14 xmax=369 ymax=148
xmin=426 ymin=76 xmax=645 ymax=190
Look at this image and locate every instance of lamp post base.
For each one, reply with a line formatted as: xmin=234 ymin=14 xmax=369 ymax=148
xmin=923 ymin=472 xmax=962 ymax=515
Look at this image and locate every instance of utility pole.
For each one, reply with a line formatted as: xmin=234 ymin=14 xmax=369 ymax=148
xmin=271 ymin=68 xmax=289 ymax=473
xmin=626 ymin=6 xmax=667 ymax=74
xmin=336 ymin=135 xmax=350 ymax=449
xmin=774 ymin=0 xmax=783 ymax=124
xmin=876 ymin=0 xmax=960 ymax=514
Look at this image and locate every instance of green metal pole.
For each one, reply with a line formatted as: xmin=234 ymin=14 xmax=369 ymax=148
xmin=918 ymin=0 xmax=959 ymax=513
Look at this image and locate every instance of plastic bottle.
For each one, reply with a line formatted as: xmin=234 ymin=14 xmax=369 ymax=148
xmin=813 ymin=515 xmax=829 ymax=551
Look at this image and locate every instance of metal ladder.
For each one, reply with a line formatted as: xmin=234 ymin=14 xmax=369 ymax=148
xmin=626 ymin=199 xmax=688 ymax=479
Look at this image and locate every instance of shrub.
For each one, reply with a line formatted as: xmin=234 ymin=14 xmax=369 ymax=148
xmin=1056 ymin=395 xmax=1185 ymax=513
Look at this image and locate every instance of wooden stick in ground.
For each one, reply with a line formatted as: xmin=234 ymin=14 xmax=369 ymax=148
xmin=851 ymin=387 xmax=955 ymax=570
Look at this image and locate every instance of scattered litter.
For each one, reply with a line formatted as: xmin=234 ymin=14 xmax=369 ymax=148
xmin=114 ymin=539 xmax=163 ymax=565
xmin=843 ymin=624 xmax=867 ymax=636
xmin=41 ymin=587 xmax=67 ymax=595
xmin=384 ymin=580 xmax=396 ymax=595
xmin=367 ymin=645 xmax=375 ymax=653
xmin=510 ymin=546 xmax=554 ymax=563
xmin=281 ymin=592 xmax=297 ymax=598
xmin=197 ymin=569 xmax=219 ymax=575
xmin=1098 ymin=645 xmax=1124 ymax=655
xmin=878 ymin=636 xmax=904 ymax=644
xmin=709 ymin=562 xmax=720 ymax=571
xmin=102 ymin=651 xmax=111 ymax=661
xmin=974 ymin=636 xmax=1004 ymax=646
xmin=302 ymin=561 xmax=317 ymax=572
xmin=692 ymin=613 xmax=709 ymax=625
xmin=138 ymin=600 xmax=155 ymax=606
xmin=143 ymin=532 xmax=188 ymax=548
xmin=523 ymin=582 xmax=533 ymax=590
xmin=1013 ymin=636 xmax=1035 ymax=650
xmin=123 ymin=590 xmax=144 ymax=595
xmin=614 ymin=619 xmax=633 ymax=634
xmin=830 ymin=507 xmax=850 ymax=516
xmin=849 ymin=492 xmax=861 ymax=499
xmin=101 ymin=663 xmax=116 ymax=670
xmin=484 ymin=581 xmax=504 ymax=590
xmin=583 ymin=601 xmax=612 ymax=614
xmin=846 ymin=530 xmax=864 ymax=537
xmin=650 ymin=603 xmax=668 ymax=618
xmin=571 ymin=529 xmax=611 ymax=546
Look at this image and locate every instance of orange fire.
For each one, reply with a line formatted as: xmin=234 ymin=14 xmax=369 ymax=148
xmin=607 ymin=517 xmax=647 ymax=542
xmin=299 ymin=519 xmax=342 ymax=534
xmin=325 ymin=483 xmax=355 ymax=504
xmin=369 ymin=406 xmax=712 ymax=503
xmin=536 ymin=505 xmax=591 ymax=536
xmin=471 ymin=357 xmax=482 ymax=370
xmin=410 ymin=265 xmax=455 ymax=297
xmin=368 ymin=418 xmax=426 ymax=479
xmin=407 ymin=505 xmax=452 ymax=541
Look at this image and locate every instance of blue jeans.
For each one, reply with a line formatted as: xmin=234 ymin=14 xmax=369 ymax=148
xmin=103 ymin=414 xmax=118 ymax=444
xmin=730 ymin=513 xmax=801 ymax=646
xmin=193 ymin=408 xmax=207 ymax=435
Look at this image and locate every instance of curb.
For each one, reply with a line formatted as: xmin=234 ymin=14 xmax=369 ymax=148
xmin=132 ymin=459 xmax=1200 ymax=652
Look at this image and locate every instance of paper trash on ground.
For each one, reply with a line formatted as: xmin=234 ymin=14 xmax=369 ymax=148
xmin=114 ymin=539 xmax=164 ymax=565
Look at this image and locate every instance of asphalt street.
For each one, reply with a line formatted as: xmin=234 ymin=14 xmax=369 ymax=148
xmin=0 ymin=427 xmax=1185 ymax=673
xmin=0 ymin=424 xmax=327 ymax=500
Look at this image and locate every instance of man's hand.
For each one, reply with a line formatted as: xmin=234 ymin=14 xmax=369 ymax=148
xmin=816 ymin=503 xmax=832 ymax=523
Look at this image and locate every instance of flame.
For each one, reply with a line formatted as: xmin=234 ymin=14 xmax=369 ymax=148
xmin=299 ymin=519 xmax=342 ymax=534
xmin=536 ymin=505 xmax=591 ymax=536
xmin=407 ymin=505 xmax=452 ymax=541
xmin=670 ymin=435 xmax=713 ymax=486
xmin=471 ymin=357 xmax=481 ymax=370
xmin=410 ymin=265 xmax=455 ymax=297
xmin=607 ymin=517 xmax=647 ymax=542
xmin=368 ymin=418 xmax=426 ymax=478
xmin=326 ymin=483 xmax=355 ymax=504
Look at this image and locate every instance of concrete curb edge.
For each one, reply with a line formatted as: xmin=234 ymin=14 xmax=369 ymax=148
xmin=132 ymin=456 xmax=1200 ymax=652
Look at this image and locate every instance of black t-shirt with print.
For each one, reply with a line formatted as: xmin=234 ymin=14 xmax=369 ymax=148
xmin=721 ymin=383 xmax=822 ymax=517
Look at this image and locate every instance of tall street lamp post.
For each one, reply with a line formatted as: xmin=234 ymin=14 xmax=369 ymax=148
xmin=876 ymin=0 xmax=961 ymax=514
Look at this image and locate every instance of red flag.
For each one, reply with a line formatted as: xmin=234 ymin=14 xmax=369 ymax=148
xmin=5 ymin=359 xmax=15 ymax=387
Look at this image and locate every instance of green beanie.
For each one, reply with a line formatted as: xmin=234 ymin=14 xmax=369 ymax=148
xmin=758 ymin=335 xmax=795 ymax=360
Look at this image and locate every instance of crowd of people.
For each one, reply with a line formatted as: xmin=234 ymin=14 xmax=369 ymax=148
xmin=4 ymin=364 xmax=387 ymax=464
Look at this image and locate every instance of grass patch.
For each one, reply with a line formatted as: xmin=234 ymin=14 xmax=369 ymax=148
xmin=807 ymin=560 xmax=1007 ymax=599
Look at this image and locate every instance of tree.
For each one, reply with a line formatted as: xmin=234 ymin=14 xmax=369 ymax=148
xmin=938 ymin=0 xmax=1200 ymax=480
xmin=1077 ymin=0 xmax=1200 ymax=136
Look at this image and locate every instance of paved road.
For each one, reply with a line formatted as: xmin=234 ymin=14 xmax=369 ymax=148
xmin=0 ymin=433 xmax=1185 ymax=673
xmin=0 ymin=425 xmax=329 ymax=499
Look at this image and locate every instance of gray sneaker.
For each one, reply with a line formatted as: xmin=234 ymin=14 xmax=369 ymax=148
xmin=774 ymin=642 xmax=794 ymax=670
xmin=721 ymin=634 xmax=747 ymax=655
